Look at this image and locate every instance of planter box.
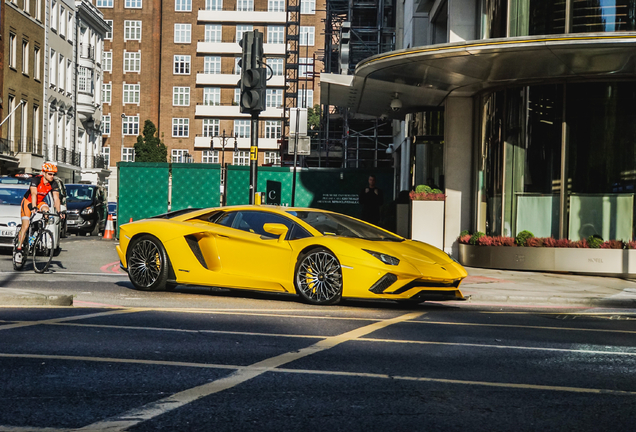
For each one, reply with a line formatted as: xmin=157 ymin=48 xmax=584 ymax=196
xmin=459 ymin=244 xmax=636 ymax=278
xmin=411 ymin=200 xmax=444 ymax=249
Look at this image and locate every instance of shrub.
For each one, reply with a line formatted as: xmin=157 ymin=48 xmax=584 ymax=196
xmin=554 ymin=238 xmax=571 ymax=248
xmin=415 ymin=185 xmax=433 ymax=194
xmin=569 ymin=239 xmax=589 ymax=248
xmin=460 ymin=230 xmax=470 ymax=237
xmin=587 ymin=235 xmax=603 ymax=249
xmin=515 ymin=230 xmax=535 ymax=247
xmin=526 ymin=237 xmax=544 ymax=247
xmin=458 ymin=234 xmax=472 ymax=244
xmin=627 ymin=241 xmax=636 ymax=249
xmin=601 ymin=240 xmax=624 ymax=249
xmin=469 ymin=232 xmax=485 ymax=245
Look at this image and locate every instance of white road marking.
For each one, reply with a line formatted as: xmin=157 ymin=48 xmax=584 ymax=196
xmin=75 ymin=312 xmax=424 ymax=431
xmin=0 ymin=309 xmax=141 ymax=331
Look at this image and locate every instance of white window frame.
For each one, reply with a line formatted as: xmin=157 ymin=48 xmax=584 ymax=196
xmin=125 ymin=0 xmax=142 ymax=8
xmin=58 ymin=54 xmax=65 ymax=91
xmin=9 ymin=33 xmax=17 ymax=68
xmin=103 ymin=51 xmax=112 ymax=72
xmin=96 ymin=0 xmax=113 ymax=7
xmin=102 ymin=83 xmax=112 ymax=104
xmin=236 ymin=25 xmax=253 ymax=44
xmin=102 ymin=147 xmax=110 ymax=166
xmin=298 ymin=89 xmax=314 ymax=108
xmin=204 ymin=56 xmax=222 ymax=74
xmin=121 ymin=147 xmax=135 ymax=162
xmin=102 ymin=115 xmax=111 ymax=135
xmin=234 ymin=119 xmax=250 ymax=138
xmin=123 ymin=83 xmax=140 ymax=104
xmin=264 ymin=151 xmax=281 ymax=165
xmin=234 ymin=88 xmax=241 ymax=105
xmin=34 ymin=46 xmax=41 ymax=80
xmin=300 ymin=26 xmax=315 ymax=46
xmin=174 ymin=55 xmax=191 ymax=75
xmin=202 ymin=150 xmax=219 ymax=163
xmin=267 ymin=26 xmax=285 ymax=44
xmin=205 ymin=25 xmax=222 ymax=43
xmin=266 ymin=89 xmax=283 ymax=108
xmin=172 ymin=119 xmax=189 ymax=137
xmin=267 ymin=58 xmax=284 ymax=76
xmin=173 ymin=87 xmax=190 ymax=106
xmin=205 ymin=0 xmax=223 ymax=11
xmin=264 ymin=121 xmax=282 ymax=139
xmin=174 ymin=24 xmax=192 ymax=43
xmin=268 ymin=0 xmax=284 ymax=12
xmin=172 ymin=149 xmax=189 ymax=162
xmin=299 ymin=57 xmax=314 ymax=78
xmin=203 ymin=119 xmax=220 ymax=137
xmin=236 ymin=0 xmax=253 ymax=11
xmin=123 ymin=51 xmax=141 ymax=73
xmin=175 ymin=0 xmax=192 ymax=11
xmin=105 ymin=20 xmax=113 ymax=40
xmin=300 ymin=0 xmax=315 ymax=14
xmin=124 ymin=20 xmax=142 ymax=41
xmin=22 ymin=40 xmax=29 ymax=75
xmin=78 ymin=66 xmax=89 ymax=92
xmin=233 ymin=151 xmax=249 ymax=166
xmin=59 ymin=6 xmax=66 ymax=37
xmin=203 ymin=87 xmax=221 ymax=106
xmin=234 ymin=57 xmax=242 ymax=75
xmin=122 ymin=116 xmax=139 ymax=135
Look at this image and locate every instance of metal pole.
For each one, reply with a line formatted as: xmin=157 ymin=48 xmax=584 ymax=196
xmin=248 ymin=114 xmax=259 ymax=204
xmin=0 ymin=100 xmax=24 ymax=129
xmin=291 ymin=106 xmax=301 ymax=207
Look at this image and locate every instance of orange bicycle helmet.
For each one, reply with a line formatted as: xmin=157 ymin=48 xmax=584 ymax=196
xmin=42 ymin=162 xmax=58 ymax=173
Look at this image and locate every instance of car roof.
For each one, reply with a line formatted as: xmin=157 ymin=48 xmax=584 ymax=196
xmin=0 ymin=183 xmax=29 ymax=189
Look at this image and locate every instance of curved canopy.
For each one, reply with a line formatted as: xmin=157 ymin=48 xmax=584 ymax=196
xmin=320 ymin=33 xmax=636 ymax=118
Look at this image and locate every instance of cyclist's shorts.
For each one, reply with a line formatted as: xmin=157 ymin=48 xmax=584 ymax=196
xmin=20 ymin=198 xmax=49 ymax=220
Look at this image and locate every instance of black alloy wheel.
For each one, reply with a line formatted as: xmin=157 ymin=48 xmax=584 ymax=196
xmin=127 ymin=234 xmax=170 ymax=291
xmin=294 ymin=247 xmax=343 ymax=305
xmin=32 ymin=230 xmax=54 ymax=273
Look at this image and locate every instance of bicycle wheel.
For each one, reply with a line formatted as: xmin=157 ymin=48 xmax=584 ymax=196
xmin=12 ymin=231 xmax=26 ymax=271
xmin=32 ymin=229 xmax=54 ymax=273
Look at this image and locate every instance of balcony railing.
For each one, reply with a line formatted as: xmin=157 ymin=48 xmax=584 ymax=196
xmin=0 ymin=138 xmax=18 ymax=157
xmin=55 ymin=146 xmax=81 ymax=166
xmin=84 ymin=154 xmax=106 ymax=169
xmin=20 ymin=137 xmax=43 ymax=156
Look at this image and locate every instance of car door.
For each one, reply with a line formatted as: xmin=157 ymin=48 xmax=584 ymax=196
xmin=213 ymin=210 xmax=296 ymax=288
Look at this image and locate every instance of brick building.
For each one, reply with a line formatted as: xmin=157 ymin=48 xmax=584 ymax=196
xmin=98 ymin=0 xmax=325 ymax=201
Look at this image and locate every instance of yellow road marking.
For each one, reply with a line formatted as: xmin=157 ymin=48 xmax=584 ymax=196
xmin=75 ymin=312 xmax=424 ymax=431
xmin=0 ymin=309 xmax=142 ymax=331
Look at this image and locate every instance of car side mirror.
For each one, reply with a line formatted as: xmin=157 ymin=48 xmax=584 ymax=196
xmin=262 ymin=223 xmax=288 ymax=241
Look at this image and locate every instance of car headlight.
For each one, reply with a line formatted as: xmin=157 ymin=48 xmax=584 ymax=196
xmin=363 ymin=249 xmax=400 ymax=266
xmin=81 ymin=206 xmax=94 ymax=215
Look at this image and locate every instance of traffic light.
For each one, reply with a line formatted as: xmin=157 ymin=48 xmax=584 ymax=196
xmin=239 ymin=30 xmax=266 ymax=114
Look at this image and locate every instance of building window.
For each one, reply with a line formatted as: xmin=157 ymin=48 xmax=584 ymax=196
xmin=22 ymin=40 xmax=29 ymax=75
xmin=124 ymin=51 xmax=141 ymax=72
xmin=205 ymin=25 xmax=222 ymax=43
xmin=266 ymin=89 xmax=283 ymax=108
xmin=122 ymin=116 xmax=139 ymax=135
xmin=233 ymin=151 xmax=249 ymax=165
xmin=203 ymin=87 xmax=221 ymax=106
xmin=268 ymin=0 xmax=284 ymax=12
xmin=103 ymin=51 xmax=112 ymax=72
xmin=34 ymin=46 xmax=41 ymax=80
xmin=125 ymin=0 xmax=142 ymax=8
xmin=172 ymin=118 xmax=189 ymax=137
xmin=234 ymin=120 xmax=250 ymax=138
xmin=51 ymin=1 xmax=58 ymax=30
xmin=202 ymin=150 xmax=219 ymax=163
xmin=172 ymin=149 xmax=189 ymax=162
xmin=102 ymin=115 xmax=111 ymax=135
xmin=175 ymin=0 xmax=191 ymax=11
xmin=300 ymin=0 xmax=314 ymax=14
xmin=267 ymin=26 xmax=285 ymax=44
xmin=123 ymin=83 xmax=140 ymax=104
xmin=174 ymin=24 xmax=191 ymax=43
xmin=96 ymin=0 xmax=113 ymax=7
xmin=234 ymin=57 xmax=242 ymax=75
xmin=236 ymin=25 xmax=253 ymax=43
xmin=204 ymin=56 xmax=221 ymax=74
xmin=122 ymin=147 xmax=135 ymax=162
xmin=78 ymin=66 xmax=89 ymax=92
xmin=24 ymin=0 xmax=30 ymax=14
xmin=59 ymin=6 xmax=66 ymax=37
xmin=206 ymin=0 xmax=222 ymax=10
xmin=66 ymin=59 xmax=72 ymax=91
xmin=203 ymin=119 xmax=220 ymax=137
xmin=173 ymin=87 xmax=190 ymax=106
xmin=298 ymin=89 xmax=313 ymax=108
xmin=174 ymin=55 xmax=191 ymax=74
xmin=58 ymin=55 xmax=65 ymax=91
xmin=265 ymin=121 xmax=282 ymax=138
xmin=9 ymin=34 xmax=17 ymax=68
xmin=124 ymin=21 xmax=142 ymax=41
xmin=267 ymin=58 xmax=284 ymax=76
xmin=234 ymin=88 xmax=241 ymax=105
xmin=236 ymin=0 xmax=253 ymax=11
xmin=300 ymin=26 xmax=315 ymax=46
xmin=299 ymin=57 xmax=314 ymax=78
xmin=102 ymin=83 xmax=112 ymax=103
xmin=264 ymin=151 xmax=280 ymax=165
xmin=105 ymin=20 xmax=113 ymax=40
xmin=32 ymin=105 xmax=39 ymax=145
xmin=67 ymin=13 xmax=73 ymax=42
xmin=102 ymin=147 xmax=110 ymax=166
xmin=49 ymin=49 xmax=56 ymax=86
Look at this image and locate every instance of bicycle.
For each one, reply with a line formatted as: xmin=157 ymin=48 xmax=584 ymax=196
xmin=13 ymin=211 xmax=61 ymax=273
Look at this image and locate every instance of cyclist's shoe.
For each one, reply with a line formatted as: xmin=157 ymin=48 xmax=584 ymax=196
xmin=14 ymin=251 xmax=22 ymax=264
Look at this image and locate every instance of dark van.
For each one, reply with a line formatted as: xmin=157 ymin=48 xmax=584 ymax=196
xmin=65 ymin=184 xmax=107 ymax=236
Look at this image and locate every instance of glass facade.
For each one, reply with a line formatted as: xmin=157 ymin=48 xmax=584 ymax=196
xmin=478 ymin=82 xmax=636 ymax=241
xmin=483 ymin=0 xmax=636 ymax=37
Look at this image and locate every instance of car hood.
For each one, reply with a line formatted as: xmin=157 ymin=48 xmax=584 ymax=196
xmin=0 ymin=204 xmax=21 ymax=226
xmin=66 ymin=201 xmax=93 ymax=211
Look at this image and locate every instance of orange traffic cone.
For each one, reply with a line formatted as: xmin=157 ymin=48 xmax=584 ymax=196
xmin=103 ymin=214 xmax=115 ymax=240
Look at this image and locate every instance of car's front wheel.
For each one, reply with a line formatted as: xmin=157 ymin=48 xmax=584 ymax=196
xmin=294 ymin=247 xmax=343 ymax=305
xmin=127 ymin=234 xmax=169 ymax=291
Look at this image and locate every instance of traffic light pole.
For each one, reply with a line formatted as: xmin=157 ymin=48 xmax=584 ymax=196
xmin=249 ymin=113 xmax=259 ymax=204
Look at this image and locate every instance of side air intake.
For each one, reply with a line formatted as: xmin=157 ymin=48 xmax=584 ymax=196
xmin=369 ymin=273 xmax=398 ymax=294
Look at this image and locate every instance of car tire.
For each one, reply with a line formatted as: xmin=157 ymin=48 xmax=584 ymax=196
xmin=127 ymin=234 xmax=170 ymax=291
xmin=90 ymin=221 xmax=99 ymax=236
xmin=294 ymin=247 xmax=343 ymax=305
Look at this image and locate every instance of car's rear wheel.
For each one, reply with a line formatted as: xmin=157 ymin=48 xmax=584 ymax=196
xmin=127 ymin=234 xmax=169 ymax=291
xmin=294 ymin=247 xmax=343 ymax=305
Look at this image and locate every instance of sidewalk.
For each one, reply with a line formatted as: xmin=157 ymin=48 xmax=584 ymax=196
xmin=461 ymin=267 xmax=636 ymax=308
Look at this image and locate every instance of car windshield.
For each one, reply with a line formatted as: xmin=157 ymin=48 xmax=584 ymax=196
xmin=287 ymin=210 xmax=403 ymax=241
xmin=108 ymin=203 xmax=117 ymax=212
xmin=66 ymin=185 xmax=95 ymax=202
xmin=0 ymin=187 xmax=26 ymax=205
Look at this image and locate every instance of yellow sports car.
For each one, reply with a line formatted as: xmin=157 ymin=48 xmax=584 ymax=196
xmin=116 ymin=205 xmax=467 ymax=305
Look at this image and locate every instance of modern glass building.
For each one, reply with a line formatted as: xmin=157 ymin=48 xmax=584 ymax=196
xmin=321 ymin=0 xmax=636 ymax=255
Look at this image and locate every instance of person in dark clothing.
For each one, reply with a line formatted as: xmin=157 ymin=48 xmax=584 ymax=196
xmin=359 ymin=175 xmax=383 ymax=225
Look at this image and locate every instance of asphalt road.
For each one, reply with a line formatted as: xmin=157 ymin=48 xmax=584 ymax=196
xmin=1 ymin=238 xmax=636 ymax=431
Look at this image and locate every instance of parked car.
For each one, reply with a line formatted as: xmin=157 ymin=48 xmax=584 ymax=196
xmin=65 ymin=184 xmax=107 ymax=236
xmin=0 ymin=184 xmax=61 ymax=252
xmin=108 ymin=202 xmax=117 ymax=229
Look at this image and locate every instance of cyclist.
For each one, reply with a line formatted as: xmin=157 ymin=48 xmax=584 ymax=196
xmin=14 ymin=163 xmax=65 ymax=264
